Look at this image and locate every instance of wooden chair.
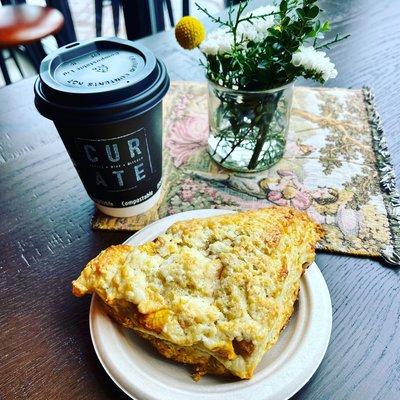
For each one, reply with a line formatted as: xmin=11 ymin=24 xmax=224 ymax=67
xmin=0 ymin=3 xmax=64 ymax=84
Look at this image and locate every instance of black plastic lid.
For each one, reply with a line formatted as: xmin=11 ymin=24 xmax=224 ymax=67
xmin=34 ymin=37 xmax=170 ymax=124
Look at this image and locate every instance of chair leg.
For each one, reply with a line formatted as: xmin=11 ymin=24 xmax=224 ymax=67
xmin=153 ymin=0 xmax=165 ymax=33
xmin=165 ymin=0 xmax=174 ymax=26
xmin=95 ymin=0 xmax=103 ymax=37
xmin=24 ymin=42 xmax=46 ymax=72
xmin=46 ymin=0 xmax=78 ymax=46
xmin=111 ymin=0 xmax=120 ymax=36
xmin=182 ymin=0 xmax=189 ymax=16
xmin=120 ymin=0 xmax=152 ymax=40
xmin=10 ymin=49 xmax=24 ymax=78
xmin=0 ymin=51 xmax=12 ymax=85
xmin=24 ymin=46 xmax=40 ymax=72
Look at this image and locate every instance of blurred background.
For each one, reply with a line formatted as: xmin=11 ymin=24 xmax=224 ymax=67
xmin=0 ymin=0 xmax=226 ymax=86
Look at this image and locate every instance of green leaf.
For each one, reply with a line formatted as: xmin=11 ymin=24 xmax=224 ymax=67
xmin=267 ymin=27 xmax=281 ymax=38
xmin=281 ymin=16 xmax=290 ymax=27
xmin=321 ymin=20 xmax=331 ymax=32
xmin=309 ymin=6 xmax=320 ymax=19
xmin=304 ymin=26 xmax=314 ymax=35
xmin=280 ymin=0 xmax=287 ymax=15
xmin=296 ymin=8 xmax=305 ymax=19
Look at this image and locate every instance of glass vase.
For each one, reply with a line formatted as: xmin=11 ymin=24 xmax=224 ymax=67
xmin=207 ymin=81 xmax=294 ymax=172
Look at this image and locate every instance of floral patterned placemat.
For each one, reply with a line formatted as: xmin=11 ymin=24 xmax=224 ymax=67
xmin=92 ymin=82 xmax=400 ymax=265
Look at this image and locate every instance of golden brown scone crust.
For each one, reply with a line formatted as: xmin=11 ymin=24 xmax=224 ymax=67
xmin=73 ymin=207 xmax=323 ymax=380
xmin=101 ymin=299 xmax=229 ymax=380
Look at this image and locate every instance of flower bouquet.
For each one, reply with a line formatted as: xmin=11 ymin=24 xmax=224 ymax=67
xmin=175 ymin=0 xmax=348 ymax=172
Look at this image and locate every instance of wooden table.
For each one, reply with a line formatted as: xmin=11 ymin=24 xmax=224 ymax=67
xmin=1 ymin=1 xmax=400 ymax=399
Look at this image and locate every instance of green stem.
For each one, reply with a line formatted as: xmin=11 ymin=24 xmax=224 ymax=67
xmin=216 ymin=96 xmax=258 ymax=165
xmin=212 ymin=135 xmax=224 ymax=156
xmin=314 ymin=33 xmax=350 ymax=50
xmin=247 ymin=92 xmax=283 ymax=170
xmin=219 ymin=124 xmax=253 ymax=164
xmin=248 ymin=123 xmax=269 ymax=170
xmin=212 ymin=101 xmax=233 ymax=155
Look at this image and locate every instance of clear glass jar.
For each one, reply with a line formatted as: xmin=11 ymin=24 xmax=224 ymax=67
xmin=207 ymin=81 xmax=294 ymax=172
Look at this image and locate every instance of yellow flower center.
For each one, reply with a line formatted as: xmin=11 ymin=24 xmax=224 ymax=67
xmin=175 ymin=16 xmax=206 ymax=50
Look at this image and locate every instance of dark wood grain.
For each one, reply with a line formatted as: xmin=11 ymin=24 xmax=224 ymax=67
xmin=1 ymin=1 xmax=400 ymax=399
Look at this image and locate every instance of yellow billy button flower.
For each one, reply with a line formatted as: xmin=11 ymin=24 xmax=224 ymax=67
xmin=175 ymin=16 xmax=206 ymax=50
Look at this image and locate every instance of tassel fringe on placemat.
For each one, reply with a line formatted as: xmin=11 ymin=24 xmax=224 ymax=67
xmin=363 ymin=87 xmax=400 ymax=264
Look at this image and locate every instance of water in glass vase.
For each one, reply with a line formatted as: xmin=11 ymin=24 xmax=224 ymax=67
xmin=207 ymin=81 xmax=293 ymax=173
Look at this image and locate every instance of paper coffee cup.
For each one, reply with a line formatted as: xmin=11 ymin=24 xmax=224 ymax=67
xmin=34 ymin=37 xmax=170 ymax=217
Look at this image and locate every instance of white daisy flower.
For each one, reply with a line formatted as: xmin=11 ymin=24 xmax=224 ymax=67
xmin=199 ymin=37 xmax=219 ymax=56
xmin=244 ymin=5 xmax=277 ymax=40
xmin=237 ymin=21 xmax=259 ymax=42
xmin=291 ymin=46 xmax=338 ymax=81
xmin=200 ymin=5 xmax=278 ymax=55
xmin=200 ymin=28 xmax=234 ymax=55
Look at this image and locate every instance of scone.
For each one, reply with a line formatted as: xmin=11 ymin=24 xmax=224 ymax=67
xmin=72 ymin=207 xmax=323 ymax=380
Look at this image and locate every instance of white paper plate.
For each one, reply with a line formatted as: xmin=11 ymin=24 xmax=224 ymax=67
xmin=90 ymin=209 xmax=332 ymax=400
